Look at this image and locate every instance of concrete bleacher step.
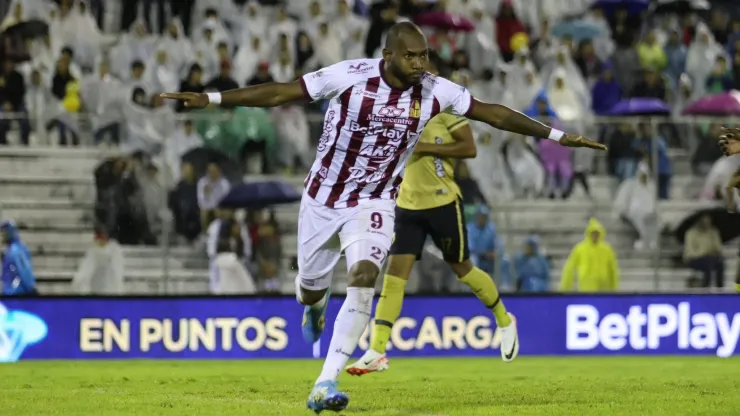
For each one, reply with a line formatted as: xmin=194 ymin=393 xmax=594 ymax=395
xmin=0 ymin=146 xmax=114 ymax=176
xmin=3 ymin=207 xmax=87 ymax=225
xmin=36 ymin=275 xmax=209 ymax=295
xmin=553 ymin=269 xmax=709 ymax=291
xmin=34 ymin=255 xmax=193 ymax=271
xmin=32 ymin=245 xmax=204 ymax=259
xmin=0 ymin=175 xmax=94 ymax=201
xmin=35 ymin=268 xmax=207 ymax=282
xmin=19 ymin=230 xmax=95 ymax=247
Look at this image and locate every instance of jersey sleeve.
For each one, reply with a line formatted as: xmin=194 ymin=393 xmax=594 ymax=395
xmin=433 ymin=77 xmax=474 ymax=117
xmin=443 ymin=115 xmax=469 ymax=133
xmin=300 ymin=62 xmax=350 ymax=102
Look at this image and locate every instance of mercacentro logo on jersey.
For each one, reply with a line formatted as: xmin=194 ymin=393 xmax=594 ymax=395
xmin=348 ymin=62 xmax=373 ymax=74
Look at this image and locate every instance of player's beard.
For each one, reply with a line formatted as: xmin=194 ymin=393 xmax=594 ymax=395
xmin=389 ymin=63 xmax=419 ymax=87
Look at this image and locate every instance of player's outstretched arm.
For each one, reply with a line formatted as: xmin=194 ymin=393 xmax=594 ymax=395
xmin=726 ymin=168 xmax=740 ymax=212
xmin=467 ymin=99 xmax=607 ymax=151
xmin=160 ymin=80 xmax=306 ymax=109
xmin=413 ymin=122 xmax=476 ymax=159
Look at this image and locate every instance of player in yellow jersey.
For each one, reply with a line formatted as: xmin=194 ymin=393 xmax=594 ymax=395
xmin=346 ymin=55 xmax=518 ymax=375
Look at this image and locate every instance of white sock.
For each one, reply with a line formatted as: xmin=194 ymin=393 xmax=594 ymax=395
xmin=315 ymin=287 xmax=374 ymax=384
xmin=295 ymin=277 xmax=329 ymax=310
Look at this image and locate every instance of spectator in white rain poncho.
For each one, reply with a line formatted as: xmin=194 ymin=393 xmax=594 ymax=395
xmin=464 ymin=3 xmax=500 ymax=75
xmin=541 ymin=45 xmax=591 ymax=110
xmin=269 ymin=6 xmax=299 ymax=50
xmin=146 ymin=48 xmax=180 ymax=95
xmin=509 ymin=66 xmax=542 ymax=111
xmin=121 ymin=88 xmax=175 ymax=155
xmin=546 ymin=68 xmax=586 ymax=122
xmin=502 ymin=133 xmax=545 ymax=198
xmin=686 ymin=23 xmax=726 ymax=99
xmin=613 ymin=162 xmax=658 ymax=250
xmin=165 ymin=120 xmax=203 ymax=184
xmin=272 ymin=103 xmax=312 ymax=173
xmin=71 ymin=226 xmax=124 ymax=295
xmin=192 ymin=25 xmax=222 ymax=81
xmin=237 ymin=1 xmax=268 ymax=42
xmin=67 ymin=1 xmax=115 ymax=71
xmin=467 ymin=127 xmax=515 ymax=203
xmin=233 ymin=36 xmax=269 ymax=86
xmin=79 ymin=60 xmax=125 ymax=145
xmin=157 ymin=18 xmax=196 ymax=80
xmin=109 ymin=20 xmax=157 ymax=81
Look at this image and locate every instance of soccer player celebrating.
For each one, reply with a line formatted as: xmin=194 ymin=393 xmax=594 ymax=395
xmin=162 ymin=22 xmax=605 ymax=414
xmin=719 ymin=127 xmax=740 ymax=157
xmin=718 ymin=127 xmax=740 ymax=293
xmin=345 ymin=54 xmax=523 ymax=375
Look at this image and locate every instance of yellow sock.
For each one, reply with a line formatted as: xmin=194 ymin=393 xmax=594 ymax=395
xmin=459 ymin=267 xmax=512 ymax=328
xmin=735 ymin=283 xmax=740 ymax=293
xmin=370 ymin=274 xmax=407 ymax=354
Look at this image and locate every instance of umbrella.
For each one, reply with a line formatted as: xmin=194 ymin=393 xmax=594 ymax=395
xmin=218 ymin=181 xmax=302 ymax=209
xmin=181 ymin=147 xmax=243 ymax=183
xmin=414 ymin=11 xmax=475 ymax=32
xmin=649 ymin=0 xmax=710 ymax=15
xmin=682 ymin=91 xmax=740 ymax=116
xmin=1 ymin=20 xmax=49 ymax=39
xmin=594 ymin=0 xmax=650 ymax=14
xmin=607 ymin=98 xmax=671 ymax=116
xmin=674 ymin=207 xmax=740 ymax=244
xmin=551 ymin=19 xmax=606 ymax=41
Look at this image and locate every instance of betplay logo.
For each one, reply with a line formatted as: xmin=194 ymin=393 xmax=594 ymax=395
xmin=566 ymin=302 xmax=740 ymax=358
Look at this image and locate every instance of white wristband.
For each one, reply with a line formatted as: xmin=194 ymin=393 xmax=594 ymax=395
xmin=206 ymin=92 xmax=222 ymax=105
xmin=548 ymin=128 xmax=565 ymax=142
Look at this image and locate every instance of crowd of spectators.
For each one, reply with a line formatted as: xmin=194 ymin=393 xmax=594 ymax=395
xmin=0 ymin=0 xmax=738 ymax=191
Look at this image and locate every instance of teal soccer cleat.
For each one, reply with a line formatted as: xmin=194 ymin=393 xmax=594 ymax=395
xmin=306 ymin=380 xmax=349 ymax=414
xmin=301 ymin=288 xmax=330 ymax=343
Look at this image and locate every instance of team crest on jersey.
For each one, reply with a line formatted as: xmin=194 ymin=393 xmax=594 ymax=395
xmin=409 ymin=100 xmax=421 ymax=118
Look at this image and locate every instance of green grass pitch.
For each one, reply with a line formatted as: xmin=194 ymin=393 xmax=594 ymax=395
xmin=1 ymin=357 xmax=738 ymax=415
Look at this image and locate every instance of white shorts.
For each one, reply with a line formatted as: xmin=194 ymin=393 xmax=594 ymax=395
xmin=296 ymin=195 xmax=395 ymax=291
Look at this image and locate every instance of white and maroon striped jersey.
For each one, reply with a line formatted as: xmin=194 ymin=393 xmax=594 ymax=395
xmin=299 ymin=58 xmax=474 ymax=209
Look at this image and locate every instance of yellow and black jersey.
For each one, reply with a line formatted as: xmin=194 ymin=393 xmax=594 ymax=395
xmin=396 ymin=113 xmax=468 ymax=211
xmin=390 ymin=113 xmax=470 ymax=263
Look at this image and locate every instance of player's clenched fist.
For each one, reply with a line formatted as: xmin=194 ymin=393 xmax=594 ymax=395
xmin=160 ymin=92 xmax=210 ymax=109
xmin=719 ymin=127 xmax=740 ymax=156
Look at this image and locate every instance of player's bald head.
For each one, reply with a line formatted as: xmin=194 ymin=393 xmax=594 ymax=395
xmin=383 ymin=22 xmax=429 ymax=86
xmin=384 ymin=22 xmax=427 ymax=51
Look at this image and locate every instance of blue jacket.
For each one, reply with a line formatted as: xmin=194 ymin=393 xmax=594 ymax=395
xmin=467 ymin=220 xmax=496 ymax=274
xmin=1 ymin=222 xmax=36 ymax=296
xmin=634 ymin=137 xmax=671 ymax=175
xmin=591 ymin=63 xmax=623 ymax=115
xmin=514 ymin=236 xmax=550 ymax=292
xmin=524 ymin=90 xmax=558 ymax=119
